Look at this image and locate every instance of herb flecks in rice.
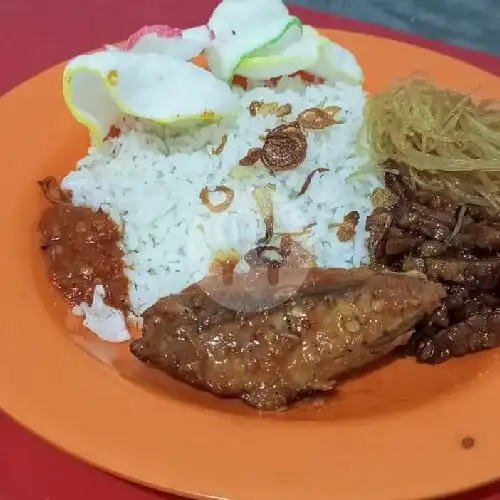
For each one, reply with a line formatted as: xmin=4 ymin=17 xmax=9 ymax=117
xmin=62 ymin=77 xmax=379 ymax=314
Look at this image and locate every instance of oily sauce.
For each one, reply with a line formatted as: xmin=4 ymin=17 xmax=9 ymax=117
xmin=39 ymin=198 xmax=129 ymax=311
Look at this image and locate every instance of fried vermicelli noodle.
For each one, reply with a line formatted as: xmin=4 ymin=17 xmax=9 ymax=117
xmin=364 ymin=79 xmax=500 ymax=210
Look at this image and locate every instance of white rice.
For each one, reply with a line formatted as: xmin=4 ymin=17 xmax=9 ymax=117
xmin=72 ymin=285 xmax=131 ymax=342
xmin=62 ymin=77 xmax=381 ymax=316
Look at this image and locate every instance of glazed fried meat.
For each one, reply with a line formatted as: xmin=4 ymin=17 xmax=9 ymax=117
xmin=367 ymin=167 xmax=500 ymax=364
xmin=130 ymin=268 xmax=444 ymax=410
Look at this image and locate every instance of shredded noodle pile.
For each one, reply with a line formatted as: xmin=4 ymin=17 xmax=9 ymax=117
xmin=364 ymin=79 xmax=500 ymax=210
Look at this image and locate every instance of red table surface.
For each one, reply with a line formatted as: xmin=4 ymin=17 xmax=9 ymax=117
xmin=2 ymin=1 xmax=500 ymax=499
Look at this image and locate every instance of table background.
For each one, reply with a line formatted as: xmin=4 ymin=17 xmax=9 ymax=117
xmin=1 ymin=1 xmax=500 ymax=499
xmin=292 ymin=0 xmax=500 ymax=54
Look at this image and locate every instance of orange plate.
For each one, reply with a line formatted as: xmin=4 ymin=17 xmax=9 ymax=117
xmin=1 ymin=29 xmax=500 ymax=500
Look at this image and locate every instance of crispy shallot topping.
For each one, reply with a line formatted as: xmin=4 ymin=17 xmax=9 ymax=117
xmin=252 ymin=185 xmax=275 ymax=245
xmin=249 ymin=101 xmax=292 ymax=117
xmin=276 ymin=103 xmax=293 ymax=117
xmin=298 ymin=106 xmax=341 ymax=130
xmin=239 ymin=147 xmax=262 ymax=166
xmin=212 ymin=134 xmax=228 ymax=155
xmin=239 ymin=122 xmax=307 ymax=172
xmin=249 ymin=100 xmax=263 ymax=116
xmin=199 ymin=185 xmax=234 ymax=213
xmin=324 ymin=105 xmax=342 ymax=122
xmin=261 ymin=121 xmax=307 ymax=172
xmin=337 ymin=211 xmax=360 ymax=242
xmin=297 ymin=168 xmax=330 ymax=197
xmin=256 ymin=246 xmax=286 ymax=267
xmin=371 ymin=187 xmax=397 ymax=209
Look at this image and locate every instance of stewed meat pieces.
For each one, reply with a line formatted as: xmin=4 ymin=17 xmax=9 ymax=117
xmin=367 ymin=166 xmax=500 ymax=364
xmin=130 ymin=268 xmax=444 ymax=410
xmin=414 ymin=311 xmax=500 ymax=363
